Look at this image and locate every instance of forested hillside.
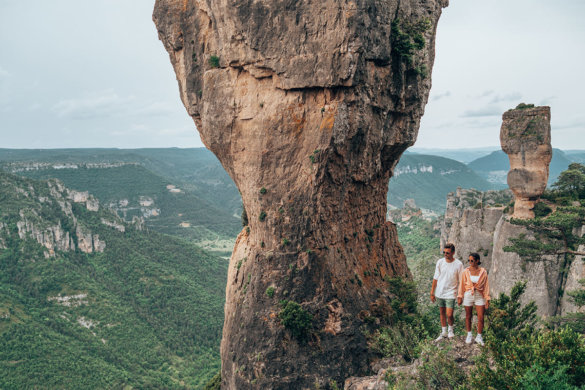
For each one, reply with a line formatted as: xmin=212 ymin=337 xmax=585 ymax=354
xmin=468 ymin=148 xmax=573 ymax=187
xmin=0 ymin=171 xmax=226 ymax=389
xmin=388 ymin=154 xmax=492 ymax=212
xmin=0 ymin=150 xmax=241 ymax=256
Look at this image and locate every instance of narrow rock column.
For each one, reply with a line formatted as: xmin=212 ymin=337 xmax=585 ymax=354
xmin=153 ymin=1 xmax=447 ymax=387
xmin=500 ymin=105 xmax=552 ymax=219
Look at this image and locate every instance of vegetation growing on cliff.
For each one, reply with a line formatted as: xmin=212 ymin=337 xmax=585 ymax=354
xmin=503 ymin=164 xmax=585 ymax=326
xmin=0 ymin=172 xmax=227 ymax=389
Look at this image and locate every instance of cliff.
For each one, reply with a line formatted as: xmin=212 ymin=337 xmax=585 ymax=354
xmin=153 ymin=0 xmax=448 ymax=387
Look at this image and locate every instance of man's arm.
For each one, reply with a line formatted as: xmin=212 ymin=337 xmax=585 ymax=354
xmin=430 ymin=279 xmax=438 ymax=302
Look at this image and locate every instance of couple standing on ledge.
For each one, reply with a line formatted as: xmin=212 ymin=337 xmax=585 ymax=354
xmin=430 ymin=243 xmax=490 ymax=346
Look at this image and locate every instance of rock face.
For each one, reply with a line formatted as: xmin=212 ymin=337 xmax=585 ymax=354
xmin=153 ymin=0 xmax=447 ymax=387
xmin=440 ymin=188 xmax=512 ymax=271
xmin=440 ymin=188 xmax=584 ymax=317
xmin=500 ymin=105 xmax=552 ymax=219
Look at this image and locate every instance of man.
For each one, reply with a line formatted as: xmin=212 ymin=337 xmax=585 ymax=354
xmin=430 ymin=243 xmax=463 ymax=340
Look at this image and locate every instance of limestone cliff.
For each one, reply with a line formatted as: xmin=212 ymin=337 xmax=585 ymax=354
xmin=441 ymin=189 xmax=584 ymax=317
xmin=500 ymin=105 xmax=552 ymax=219
xmin=153 ymin=0 xmax=448 ymax=387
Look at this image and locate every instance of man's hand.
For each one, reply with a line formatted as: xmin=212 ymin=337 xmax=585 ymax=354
xmin=457 ymin=297 xmax=462 ymax=306
xmin=430 ymin=293 xmax=436 ymax=303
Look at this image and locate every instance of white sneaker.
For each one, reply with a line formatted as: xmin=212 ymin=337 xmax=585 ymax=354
xmin=447 ymin=329 xmax=455 ymax=339
xmin=465 ymin=334 xmax=473 ymax=344
xmin=435 ymin=333 xmax=447 ymax=342
xmin=475 ymin=334 xmax=484 ymax=346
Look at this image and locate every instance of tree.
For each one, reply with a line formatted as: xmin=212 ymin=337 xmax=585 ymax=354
xmin=553 ymin=163 xmax=585 ymax=198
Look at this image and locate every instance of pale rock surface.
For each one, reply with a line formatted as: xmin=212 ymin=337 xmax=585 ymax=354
xmin=441 ymin=189 xmax=566 ymax=316
xmin=490 ymin=217 xmax=564 ymax=316
xmin=560 ymin=243 xmax=585 ymax=315
xmin=153 ymin=0 xmax=448 ymax=387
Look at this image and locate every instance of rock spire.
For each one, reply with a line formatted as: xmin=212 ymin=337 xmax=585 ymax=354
xmin=500 ymin=104 xmax=552 ymax=219
xmin=153 ymin=0 xmax=448 ymax=387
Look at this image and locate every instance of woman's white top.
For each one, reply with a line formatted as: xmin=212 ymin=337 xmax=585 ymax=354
xmin=470 ymin=275 xmax=480 ymax=283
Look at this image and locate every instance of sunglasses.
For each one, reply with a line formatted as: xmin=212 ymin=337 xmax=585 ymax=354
xmin=443 ymin=251 xmax=452 ymax=255
xmin=468 ymin=259 xmax=478 ymax=263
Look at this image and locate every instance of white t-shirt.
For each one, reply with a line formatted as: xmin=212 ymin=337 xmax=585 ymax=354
xmin=433 ymin=257 xmax=464 ymax=299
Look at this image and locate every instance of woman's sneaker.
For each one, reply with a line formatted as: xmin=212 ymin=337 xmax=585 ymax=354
xmin=447 ymin=329 xmax=455 ymax=339
xmin=465 ymin=333 xmax=473 ymax=344
xmin=435 ymin=332 xmax=447 ymax=342
xmin=475 ymin=334 xmax=485 ymax=346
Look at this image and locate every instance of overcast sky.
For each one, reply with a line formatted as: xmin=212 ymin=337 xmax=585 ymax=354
xmin=1 ymin=0 xmax=584 ymax=150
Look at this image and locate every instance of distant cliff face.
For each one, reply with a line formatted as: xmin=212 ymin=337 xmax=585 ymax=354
xmin=441 ymin=189 xmax=584 ymax=317
xmin=153 ymin=0 xmax=447 ymax=387
xmin=500 ymin=105 xmax=552 ymax=219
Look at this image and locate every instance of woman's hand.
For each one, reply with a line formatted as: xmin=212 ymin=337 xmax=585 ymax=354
xmin=485 ymin=300 xmax=490 ymax=309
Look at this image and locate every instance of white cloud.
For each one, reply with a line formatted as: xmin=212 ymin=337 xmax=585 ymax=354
xmin=0 ymin=66 xmax=10 ymax=78
xmin=489 ymin=92 xmax=522 ymax=104
xmin=52 ymin=90 xmax=135 ymax=119
xmin=461 ymin=105 xmax=503 ymax=118
xmin=431 ymin=91 xmax=451 ymax=101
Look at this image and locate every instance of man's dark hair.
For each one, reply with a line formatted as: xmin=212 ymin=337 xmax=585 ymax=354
xmin=469 ymin=252 xmax=481 ymax=265
xmin=444 ymin=243 xmax=455 ymax=252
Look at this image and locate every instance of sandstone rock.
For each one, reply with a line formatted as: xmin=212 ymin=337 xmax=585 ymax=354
xmin=154 ymin=0 xmax=448 ymax=387
xmin=68 ymin=190 xmax=89 ymax=203
xmin=86 ymin=198 xmax=100 ymax=212
xmin=560 ymin=243 xmax=585 ymax=315
xmin=500 ymin=105 xmax=552 ymax=219
xmin=440 ymin=187 xmax=570 ymax=316
xmin=440 ymin=189 xmax=511 ymax=270
xmin=489 ymin=217 xmax=564 ymax=317
xmin=101 ymin=218 xmax=126 ymax=233
xmin=345 ymin=337 xmax=482 ymax=389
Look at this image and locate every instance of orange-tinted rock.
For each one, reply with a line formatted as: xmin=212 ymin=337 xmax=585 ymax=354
xmin=500 ymin=105 xmax=552 ymax=219
xmin=153 ymin=0 xmax=447 ymax=387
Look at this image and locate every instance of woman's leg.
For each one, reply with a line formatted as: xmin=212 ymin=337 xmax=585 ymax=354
xmin=465 ymin=306 xmax=473 ymax=332
xmin=475 ymin=305 xmax=485 ymax=334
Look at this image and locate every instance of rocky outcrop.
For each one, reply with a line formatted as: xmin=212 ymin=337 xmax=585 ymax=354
xmin=500 ymin=105 xmax=552 ymax=219
xmin=440 ymin=188 xmax=581 ymax=317
xmin=440 ymin=188 xmax=512 ymax=270
xmin=345 ymin=337 xmax=482 ymax=389
xmin=560 ymin=241 xmax=585 ymax=315
xmin=490 ymin=218 xmax=565 ymax=316
xmin=153 ymin=0 xmax=448 ymax=387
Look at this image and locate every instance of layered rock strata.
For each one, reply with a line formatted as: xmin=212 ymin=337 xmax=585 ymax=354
xmin=500 ymin=105 xmax=552 ymax=219
xmin=153 ymin=0 xmax=447 ymax=387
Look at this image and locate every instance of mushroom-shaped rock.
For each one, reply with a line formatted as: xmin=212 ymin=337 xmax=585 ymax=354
xmin=500 ymin=105 xmax=552 ymax=219
xmin=153 ymin=0 xmax=448 ymax=388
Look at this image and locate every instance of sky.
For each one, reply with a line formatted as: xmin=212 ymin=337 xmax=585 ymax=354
xmin=0 ymin=0 xmax=584 ymax=150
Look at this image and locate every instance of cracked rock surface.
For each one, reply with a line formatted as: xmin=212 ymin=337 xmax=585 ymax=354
xmin=500 ymin=105 xmax=552 ymax=219
xmin=153 ymin=0 xmax=447 ymax=387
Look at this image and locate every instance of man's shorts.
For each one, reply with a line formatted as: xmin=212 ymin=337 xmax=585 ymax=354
xmin=436 ymin=298 xmax=456 ymax=309
xmin=463 ymin=290 xmax=486 ymax=307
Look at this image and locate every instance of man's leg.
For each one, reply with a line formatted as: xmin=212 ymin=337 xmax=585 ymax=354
xmin=436 ymin=300 xmax=448 ymax=341
xmin=439 ymin=306 xmax=447 ymax=327
xmin=445 ymin=299 xmax=456 ymax=338
xmin=446 ymin=307 xmax=454 ymax=326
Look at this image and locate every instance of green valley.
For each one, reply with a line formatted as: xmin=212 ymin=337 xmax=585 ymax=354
xmin=0 ymin=171 xmax=226 ymax=389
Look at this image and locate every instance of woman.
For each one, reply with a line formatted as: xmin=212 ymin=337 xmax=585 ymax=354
xmin=457 ymin=252 xmax=490 ymax=345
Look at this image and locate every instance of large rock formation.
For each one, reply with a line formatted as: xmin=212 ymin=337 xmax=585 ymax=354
xmin=153 ymin=0 xmax=447 ymax=387
xmin=440 ymin=188 xmax=585 ymax=317
xmin=500 ymin=105 xmax=552 ymax=219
